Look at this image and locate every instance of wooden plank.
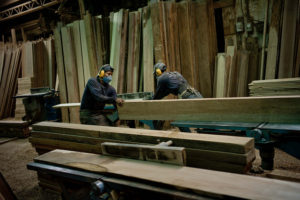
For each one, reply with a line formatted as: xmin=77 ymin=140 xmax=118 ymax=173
xmin=278 ymin=0 xmax=298 ymax=78
xmin=21 ymin=41 xmax=34 ymax=78
xmin=0 ymin=46 xmax=4 ymax=83
xmin=142 ymin=6 xmax=154 ymax=92
xmin=177 ymin=1 xmax=194 ymax=89
xmin=72 ymin=21 xmax=85 ymax=99
xmin=236 ymin=50 xmax=250 ymax=97
xmin=84 ymin=12 xmax=98 ymax=77
xmin=32 ymin=121 xmax=254 ymax=154
xmin=117 ymin=96 xmax=300 ymax=124
xmin=127 ymin=11 xmax=141 ymax=93
xmin=79 ymin=20 xmax=92 ymax=83
xmin=267 ymin=169 xmax=300 ymax=183
xmin=265 ymin=0 xmax=283 ymax=79
xmin=150 ymin=2 xmax=166 ymax=64
xmin=54 ymin=26 xmax=69 ymax=122
xmin=61 ymin=26 xmax=80 ymax=123
xmin=215 ymin=53 xmax=226 ymax=97
xmin=117 ymin=10 xmax=129 ymax=94
xmin=110 ymin=10 xmax=123 ymax=91
xmin=34 ymin=149 xmax=300 ymax=200
xmin=222 ymin=6 xmax=236 ymax=36
xmin=31 ymin=129 xmax=255 ymax=166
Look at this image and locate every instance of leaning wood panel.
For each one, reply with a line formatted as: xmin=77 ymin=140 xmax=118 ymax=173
xmin=34 ymin=149 xmax=300 ymax=200
xmin=177 ymin=1 xmax=194 ymax=89
xmin=72 ymin=21 xmax=85 ymax=100
xmin=278 ymin=0 xmax=298 ymax=78
xmin=54 ymin=26 xmax=69 ymax=122
xmin=32 ymin=121 xmax=254 ymax=154
xmin=265 ymin=0 xmax=283 ymax=79
xmin=118 ymin=96 xmax=300 ymax=124
xmin=142 ymin=6 xmax=154 ymax=92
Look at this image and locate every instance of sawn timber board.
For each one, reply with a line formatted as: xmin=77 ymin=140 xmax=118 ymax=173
xmin=33 ymin=149 xmax=300 ymax=200
xmin=117 ymin=96 xmax=300 ymax=124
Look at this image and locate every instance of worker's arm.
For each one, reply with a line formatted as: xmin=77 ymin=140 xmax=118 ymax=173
xmin=87 ymin=79 xmax=116 ymax=103
xmin=153 ymin=77 xmax=169 ymax=99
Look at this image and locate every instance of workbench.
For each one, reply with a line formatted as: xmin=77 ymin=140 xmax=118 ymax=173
xmin=27 ymin=149 xmax=300 ymax=200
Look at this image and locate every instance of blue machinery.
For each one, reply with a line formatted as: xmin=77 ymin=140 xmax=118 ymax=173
xmin=170 ymin=121 xmax=300 ymax=169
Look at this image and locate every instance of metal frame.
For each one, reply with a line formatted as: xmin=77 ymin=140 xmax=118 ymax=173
xmin=0 ymin=0 xmax=61 ymax=22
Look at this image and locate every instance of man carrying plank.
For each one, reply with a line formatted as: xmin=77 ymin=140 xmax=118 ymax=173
xmin=80 ymin=64 xmax=124 ymax=126
xmin=152 ymin=63 xmax=203 ymax=131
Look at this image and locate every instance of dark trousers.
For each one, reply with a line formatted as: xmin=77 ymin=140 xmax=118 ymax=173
xmin=80 ymin=110 xmax=112 ymax=126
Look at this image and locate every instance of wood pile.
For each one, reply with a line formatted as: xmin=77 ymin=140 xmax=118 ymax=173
xmin=29 ymin=121 xmax=256 ymax=174
xmin=53 ymin=0 xmax=217 ymax=120
xmin=0 ymin=120 xmax=30 ymax=138
xmin=32 ymin=149 xmax=300 ymax=200
xmin=15 ymin=77 xmax=32 ymax=120
xmin=0 ymin=43 xmax=22 ymax=120
xmin=249 ymin=78 xmax=300 ymax=96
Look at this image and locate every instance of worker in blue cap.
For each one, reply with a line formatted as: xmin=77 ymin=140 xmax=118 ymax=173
xmin=152 ymin=62 xmax=203 ymax=131
xmin=80 ymin=64 xmax=124 ymax=126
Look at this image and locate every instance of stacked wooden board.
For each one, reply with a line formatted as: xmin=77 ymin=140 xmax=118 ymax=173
xmin=0 ymin=120 xmax=30 ymax=138
xmin=29 ymin=121 xmax=256 ymax=174
xmin=54 ymin=15 xmax=110 ymax=123
xmin=0 ymin=43 xmax=22 ymax=120
xmin=31 ymin=149 xmax=300 ymax=200
xmin=14 ymin=77 xmax=32 ymax=120
xmin=214 ymin=39 xmax=259 ymax=97
xmin=249 ymin=78 xmax=300 ymax=96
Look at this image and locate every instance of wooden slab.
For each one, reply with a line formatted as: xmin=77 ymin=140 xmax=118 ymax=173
xmin=33 ymin=149 xmax=300 ymax=200
xmin=117 ymin=96 xmax=300 ymax=124
xmin=61 ymin=26 xmax=80 ymax=123
xmin=32 ymin=122 xmax=254 ymax=154
xmin=142 ymin=6 xmax=154 ymax=92
xmin=54 ymin=26 xmax=69 ymax=122
xmin=278 ymin=0 xmax=298 ymax=78
xmin=267 ymin=169 xmax=300 ymax=183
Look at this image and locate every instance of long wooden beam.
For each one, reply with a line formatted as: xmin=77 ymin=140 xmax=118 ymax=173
xmin=34 ymin=149 xmax=300 ymax=200
xmin=117 ymin=96 xmax=300 ymax=124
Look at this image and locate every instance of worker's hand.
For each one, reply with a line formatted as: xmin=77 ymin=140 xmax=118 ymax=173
xmin=116 ymin=98 xmax=124 ymax=107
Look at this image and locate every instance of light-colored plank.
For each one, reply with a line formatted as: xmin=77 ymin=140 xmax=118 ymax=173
xmin=142 ymin=6 xmax=154 ymax=92
xmin=54 ymin=26 xmax=69 ymax=122
xmin=265 ymin=0 xmax=283 ymax=79
xmin=79 ymin=20 xmax=92 ymax=83
xmin=34 ymin=149 xmax=300 ymax=200
xmin=72 ymin=20 xmax=85 ymax=100
xmin=215 ymin=53 xmax=226 ymax=97
xmin=117 ymin=96 xmax=300 ymax=124
xmin=61 ymin=26 xmax=80 ymax=123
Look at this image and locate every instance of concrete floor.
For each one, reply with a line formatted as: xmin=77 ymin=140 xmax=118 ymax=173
xmin=0 ymin=138 xmax=300 ymax=200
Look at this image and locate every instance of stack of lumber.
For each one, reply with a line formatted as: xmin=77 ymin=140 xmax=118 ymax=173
xmin=0 ymin=43 xmax=22 ymax=120
xmin=214 ymin=38 xmax=259 ymax=97
xmin=0 ymin=120 xmax=30 ymax=138
xmin=14 ymin=77 xmax=32 ymax=120
xmin=29 ymin=121 xmax=256 ymax=174
xmin=249 ymin=78 xmax=300 ymax=96
xmin=31 ymin=149 xmax=300 ymax=200
xmin=54 ymin=13 xmax=110 ymax=123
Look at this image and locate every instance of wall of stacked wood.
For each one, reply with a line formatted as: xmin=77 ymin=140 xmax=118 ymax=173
xmin=214 ymin=0 xmax=300 ymax=98
xmin=0 ymin=37 xmax=56 ymax=120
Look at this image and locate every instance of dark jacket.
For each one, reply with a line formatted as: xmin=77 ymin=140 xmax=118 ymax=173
xmin=80 ymin=76 xmax=117 ymax=113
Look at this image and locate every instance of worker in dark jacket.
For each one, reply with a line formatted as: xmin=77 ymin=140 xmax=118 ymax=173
xmin=80 ymin=64 xmax=124 ymax=126
xmin=152 ymin=62 xmax=203 ymax=131
xmin=153 ymin=62 xmax=203 ymax=100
